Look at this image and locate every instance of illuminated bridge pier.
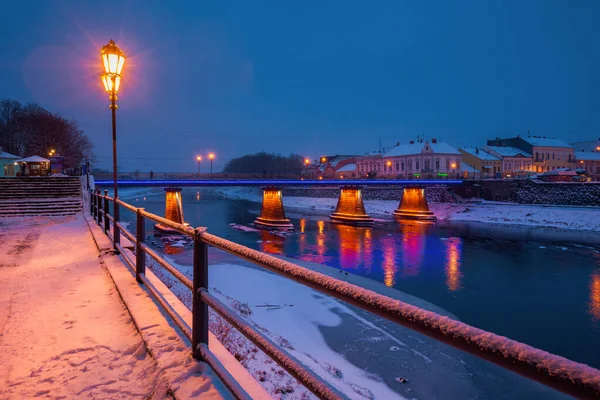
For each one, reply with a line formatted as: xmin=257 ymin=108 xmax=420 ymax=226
xmin=155 ymin=187 xmax=187 ymax=234
xmin=393 ymin=186 xmax=436 ymax=221
xmin=329 ymin=186 xmax=374 ymax=226
xmin=254 ymin=187 xmax=294 ymax=230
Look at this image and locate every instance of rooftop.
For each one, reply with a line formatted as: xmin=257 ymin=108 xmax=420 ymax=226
xmin=523 ymin=137 xmax=572 ymax=148
xmin=0 ymin=150 xmax=20 ymax=159
xmin=575 ymin=151 xmax=600 ymax=161
xmin=16 ymin=155 xmax=50 ymax=163
xmin=336 ymin=163 xmax=356 ymax=172
xmin=383 ymin=140 xmax=460 ymax=157
xmin=485 ymin=146 xmax=532 ymax=157
xmin=460 ymin=147 xmax=500 ymax=161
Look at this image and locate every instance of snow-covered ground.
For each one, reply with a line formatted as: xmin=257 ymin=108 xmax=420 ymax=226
xmin=216 ymin=187 xmax=600 ymax=232
xmin=0 ymin=215 xmax=166 ymax=399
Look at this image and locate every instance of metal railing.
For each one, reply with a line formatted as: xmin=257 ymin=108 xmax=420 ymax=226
xmin=89 ymin=188 xmax=600 ymax=400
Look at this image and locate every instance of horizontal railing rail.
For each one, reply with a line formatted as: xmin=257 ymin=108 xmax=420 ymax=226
xmin=88 ymin=188 xmax=600 ymax=400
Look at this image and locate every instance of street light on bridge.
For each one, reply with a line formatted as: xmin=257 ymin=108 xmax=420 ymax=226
xmin=208 ymin=153 xmax=215 ymax=176
xmin=100 ymin=39 xmax=126 ymax=247
xmin=196 ymin=155 xmax=202 ymax=177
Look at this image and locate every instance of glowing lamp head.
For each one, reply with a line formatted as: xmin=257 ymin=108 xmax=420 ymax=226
xmin=580 ymin=160 xmax=584 ymax=164
xmin=451 ymin=162 xmax=457 ymax=169
xmin=304 ymin=158 xmax=310 ymax=165
xmin=320 ymin=157 xmax=326 ymax=163
xmin=101 ymin=74 xmax=121 ymax=93
xmin=386 ymin=161 xmax=392 ymax=167
xmin=596 ymin=146 xmax=600 ymax=151
xmin=100 ymin=40 xmax=125 ymax=94
xmin=197 ymin=156 xmax=202 ymax=161
xmin=101 ymin=39 xmax=126 ymax=75
xmin=208 ymin=153 xmax=215 ymax=160
xmin=318 ymin=176 xmax=323 ymax=180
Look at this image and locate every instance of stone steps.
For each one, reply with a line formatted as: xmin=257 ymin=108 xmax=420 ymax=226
xmin=0 ymin=177 xmax=82 ymax=216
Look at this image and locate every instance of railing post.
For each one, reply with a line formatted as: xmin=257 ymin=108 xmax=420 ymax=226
xmin=114 ymin=198 xmax=121 ymax=247
xmin=96 ymin=189 xmax=102 ymax=226
xmin=135 ymin=208 xmax=146 ymax=283
xmin=92 ymin=189 xmax=97 ymax=219
xmin=104 ymin=190 xmax=110 ymax=234
xmin=89 ymin=189 xmax=94 ymax=216
xmin=192 ymin=229 xmax=209 ymax=359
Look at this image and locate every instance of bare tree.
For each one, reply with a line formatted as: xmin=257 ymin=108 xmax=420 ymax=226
xmin=0 ymin=99 xmax=94 ymax=168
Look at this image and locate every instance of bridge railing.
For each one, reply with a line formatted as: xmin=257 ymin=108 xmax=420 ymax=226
xmin=89 ymin=188 xmax=600 ymax=400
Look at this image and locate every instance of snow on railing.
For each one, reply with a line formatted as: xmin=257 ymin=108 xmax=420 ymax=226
xmin=90 ymin=189 xmax=600 ymax=400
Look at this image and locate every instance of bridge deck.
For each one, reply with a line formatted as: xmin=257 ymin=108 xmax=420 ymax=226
xmin=95 ymin=179 xmax=463 ymax=187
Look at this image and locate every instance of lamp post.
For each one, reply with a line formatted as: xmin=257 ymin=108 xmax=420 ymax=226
xmin=100 ymin=39 xmax=126 ymax=247
xmin=196 ymin=155 xmax=202 ymax=178
xmin=208 ymin=153 xmax=215 ymax=176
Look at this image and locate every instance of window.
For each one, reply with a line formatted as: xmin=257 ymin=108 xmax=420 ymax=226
xmin=416 ymin=161 xmax=420 ymax=170
xmin=568 ymin=154 xmax=572 ymax=162
xmin=396 ymin=163 xmax=399 ymax=171
xmin=552 ymin=153 xmax=555 ymax=160
xmin=446 ymin=159 xmax=450 ymax=169
xmin=536 ymin=152 xmax=539 ymax=161
xmin=424 ymin=160 xmax=430 ymax=170
xmin=408 ymin=160 xmax=412 ymax=170
xmin=435 ymin=160 xmax=440 ymax=169
xmin=401 ymin=162 xmax=405 ymax=171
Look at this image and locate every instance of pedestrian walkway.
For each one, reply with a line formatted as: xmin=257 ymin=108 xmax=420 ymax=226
xmin=0 ymin=214 xmax=167 ymax=399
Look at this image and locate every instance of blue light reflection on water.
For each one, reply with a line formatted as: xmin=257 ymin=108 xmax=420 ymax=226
xmin=121 ymin=188 xmax=600 ymax=370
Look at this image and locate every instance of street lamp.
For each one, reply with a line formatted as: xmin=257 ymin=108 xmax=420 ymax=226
xmin=100 ymin=39 xmax=125 ymax=247
xmin=196 ymin=155 xmax=202 ymax=178
xmin=208 ymin=153 xmax=215 ymax=176
xmin=304 ymin=158 xmax=310 ymax=165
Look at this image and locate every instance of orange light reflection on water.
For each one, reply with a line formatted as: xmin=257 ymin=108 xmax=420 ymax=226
xmin=399 ymin=221 xmax=427 ymax=276
xmin=444 ymin=237 xmax=463 ymax=292
xmin=381 ymin=236 xmax=397 ymax=287
xmin=589 ymin=272 xmax=600 ymax=322
xmin=259 ymin=230 xmax=284 ymax=255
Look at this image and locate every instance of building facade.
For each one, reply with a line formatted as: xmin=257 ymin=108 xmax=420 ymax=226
xmin=0 ymin=148 xmax=20 ymax=177
xmin=459 ymin=147 xmax=500 ymax=178
xmin=483 ymin=146 xmax=533 ymax=177
xmin=487 ymin=136 xmax=575 ymax=173
xmin=357 ymin=139 xmax=461 ymax=179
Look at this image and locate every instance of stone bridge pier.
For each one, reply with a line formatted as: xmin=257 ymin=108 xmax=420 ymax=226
xmin=254 ymin=187 xmax=294 ymax=230
xmin=329 ymin=186 xmax=374 ymax=226
xmin=393 ymin=186 xmax=436 ymax=221
xmin=164 ymin=187 xmax=185 ymax=224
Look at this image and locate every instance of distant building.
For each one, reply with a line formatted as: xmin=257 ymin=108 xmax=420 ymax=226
xmin=0 ymin=147 xmax=20 ymax=177
xmin=570 ymin=139 xmax=600 ymax=152
xmin=357 ymin=139 xmax=461 ymax=179
xmin=302 ymin=155 xmax=356 ymax=179
xmin=575 ymin=152 xmax=600 ymax=180
xmin=483 ymin=145 xmax=533 ymax=177
xmin=459 ymin=147 xmax=500 ymax=178
xmin=487 ymin=136 xmax=575 ymax=173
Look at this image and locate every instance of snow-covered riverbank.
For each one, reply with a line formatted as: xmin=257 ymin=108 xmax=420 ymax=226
xmin=215 ymin=187 xmax=600 ymax=233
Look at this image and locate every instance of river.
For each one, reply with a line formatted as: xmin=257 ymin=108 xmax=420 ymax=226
xmin=118 ymin=187 xmax=600 ymax=398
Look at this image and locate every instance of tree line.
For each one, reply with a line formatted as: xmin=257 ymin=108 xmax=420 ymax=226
xmin=223 ymin=152 xmax=304 ymax=176
xmin=0 ymin=99 xmax=93 ymax=168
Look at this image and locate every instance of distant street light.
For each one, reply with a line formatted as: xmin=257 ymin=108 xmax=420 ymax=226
xmin=100 ymin=39 xmax=126 ymax=247
xmin=196 ymin=155 xmax=202 ymax=178
xmin=304 ymin=158 xmax=310 ymax=165
xmin=320 ymin=157 xmax=326 ymax=163
xmin=208 ymin=153 xmax=215 ymax=176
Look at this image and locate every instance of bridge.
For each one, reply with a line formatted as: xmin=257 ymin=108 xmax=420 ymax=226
xmin=95 ymin=179 xmax=462 ymax=226
xmin=94 ymin=179 xmax=463 ymax=187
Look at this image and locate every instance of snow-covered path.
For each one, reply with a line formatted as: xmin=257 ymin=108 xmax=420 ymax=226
xmin=0 ymin=214 xmax=165 ymax=399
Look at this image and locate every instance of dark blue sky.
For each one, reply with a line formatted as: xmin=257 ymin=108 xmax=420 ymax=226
xmin=1 ymin=1 xmax=599 ymax=171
